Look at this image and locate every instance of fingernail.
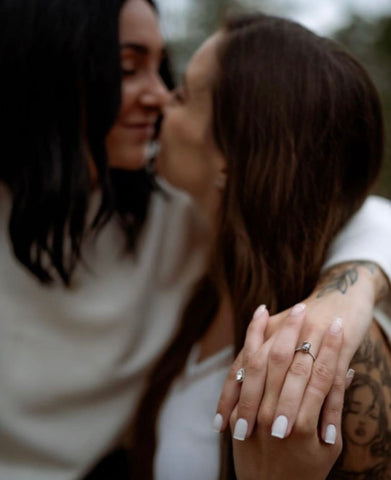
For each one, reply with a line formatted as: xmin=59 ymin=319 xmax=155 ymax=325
xmin=233 ymin=418 xmax=248 ymax=441
xmin=345 ymin=368 xmax=355 ymax=388
xmin=291 ymin=303 xmax=306 ymax=316
xmin=329 ymin=317 xmax=343 ymax=335
xmin=271 ymin=415 xmax=288 ymax=439
xmin=325 ymin=424 xmax=336 ymax=445
xmin=213 ymin=413 xmax=223 ymax=433
xmin=253 ymin=304 xmax=266 ymax=319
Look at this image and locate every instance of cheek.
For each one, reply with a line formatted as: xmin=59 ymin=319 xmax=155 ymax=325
xmin=118 ymin=81 xmax=138 ymax=119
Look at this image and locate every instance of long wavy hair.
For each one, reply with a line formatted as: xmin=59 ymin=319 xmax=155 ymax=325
xmin=131 ymin=13 xmax=384 ymax=479
xmin=0 ymin=0 xmax=174 ymax=284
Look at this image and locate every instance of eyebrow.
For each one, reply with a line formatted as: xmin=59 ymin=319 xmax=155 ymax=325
xmin=120 ymin=42 xmax=167 ymax=60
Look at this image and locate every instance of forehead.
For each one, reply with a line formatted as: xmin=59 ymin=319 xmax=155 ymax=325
xmin=119 ymin=0 xmax=163 ymax=50
xmin=186 ymin=33 xmax=221 ymax=92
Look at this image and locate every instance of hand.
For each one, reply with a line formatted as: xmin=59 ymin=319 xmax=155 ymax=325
xmin=215 ymin=262 xmax=382 ymax=442
xmin=229 ymin=306 xmax=344 ymax=480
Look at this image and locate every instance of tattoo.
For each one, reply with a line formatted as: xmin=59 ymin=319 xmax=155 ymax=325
xmin=317 ymin=261 xmax=376 ymax=298
xmin=327 ymin=327 xmax=391 ymax=479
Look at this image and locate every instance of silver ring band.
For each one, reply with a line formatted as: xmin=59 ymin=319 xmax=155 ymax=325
xmin=294 ymin=341 xmax=316 ymax=361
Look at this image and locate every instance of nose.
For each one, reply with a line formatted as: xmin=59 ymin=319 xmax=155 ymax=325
xmin=140 ymin=73 xmax=170 ymax=109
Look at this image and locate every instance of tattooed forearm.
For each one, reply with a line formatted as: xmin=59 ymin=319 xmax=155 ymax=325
xmin=316 ymin=261 xmax=377 ymax=298
xmin=327 ymin=323 xmax=391 ymax=479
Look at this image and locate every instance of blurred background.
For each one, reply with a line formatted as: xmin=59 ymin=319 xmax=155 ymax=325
xmin=155 ymin=0 xmax=391 ymax=198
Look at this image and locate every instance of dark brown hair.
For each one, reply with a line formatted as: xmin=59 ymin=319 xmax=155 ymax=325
xmin=130 ymin=13 xmax=384 ymax=479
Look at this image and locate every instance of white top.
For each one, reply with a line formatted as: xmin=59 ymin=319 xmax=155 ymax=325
xmin=0 ymin=180 xmax=207 ymax=480
xmin=155 ymin=346 xmax=233 ymax=480
xmin=323 ymin=195 xmax=391 ymax=279
xmin=0 ymin=188 xmax=391 ymax=480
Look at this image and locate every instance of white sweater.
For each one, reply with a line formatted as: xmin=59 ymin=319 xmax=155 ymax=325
xmin=0 ymin=187 xmax=391 ymax=480
xmin=0 ymin=180 xmax=207 ymax=480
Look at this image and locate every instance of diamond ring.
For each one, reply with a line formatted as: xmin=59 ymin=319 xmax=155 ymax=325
xmin=294 ymin=341 xmax=316 ymax=361
xmin=235 ymin=368 xmax=245 ymax=383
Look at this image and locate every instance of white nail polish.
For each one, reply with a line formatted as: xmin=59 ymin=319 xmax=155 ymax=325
xmin=271 ymin=415 xmax=288 ymax=439
xmin=346 ymin=368 xmax=355 ymax=380
xmin=253 ymin=304 xmax=266 ymax=319
xmin=213 ymin=413 xmax=223 ymax=433
xmin=329 ymin=317 xmax=343 ymax=335
xmin=291 ymin=303 xmax=306 ymax=316
xmin=325 ymin=424 xmax=336 ymax=445
xmin=233 ymin=418 xmax=248 ymax=441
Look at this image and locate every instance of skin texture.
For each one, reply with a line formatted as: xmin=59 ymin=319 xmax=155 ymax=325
xmin=156 ymin=33 xmax=226 ymax=224
xmin=106 ymin=0 xmax=169 ymax=170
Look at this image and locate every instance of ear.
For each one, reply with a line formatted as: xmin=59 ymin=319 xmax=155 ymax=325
xmin=214 ymin=160 xmax=227 ymax=191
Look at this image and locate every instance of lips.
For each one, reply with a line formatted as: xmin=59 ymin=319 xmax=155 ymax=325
xmin=121 ymin=122 xmax=156 ymax=139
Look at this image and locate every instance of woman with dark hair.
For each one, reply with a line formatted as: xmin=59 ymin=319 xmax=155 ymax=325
xmin=131 ymin=13 xmax=391 ymax=479
xmin=0 ymin=1 xmax=199 ymax=479
xmin=0 ymin=2 xmax=391 ymax=479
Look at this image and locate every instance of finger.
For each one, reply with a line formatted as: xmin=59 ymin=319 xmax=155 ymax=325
xmin=213 ymin=351 xmax=244 ymax=432
xmin=257 ymin=304 xmax=306 ymax=434
xmin=269 ymin=324 xmax=324 ymax=439
xmin=242 ymin=304 xmax=268 ymax=355
xmin=233 ymin=342 xmax=270 ymax=440
xmin=320 ymin=366 xmax=354 ymax=445
xmin=214 ymin=305 xmax=268 ymax=434
xmin=345 ymin=368 xmax=355 ymax=389
xmin=295 ymin=317 xmax=343 ymax=441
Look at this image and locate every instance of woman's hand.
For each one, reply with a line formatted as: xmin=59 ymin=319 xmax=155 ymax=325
xmin=229 ymin=306 xmax=344 ymax=480
xmin=215 ymin=261 xmax=387 ymax=444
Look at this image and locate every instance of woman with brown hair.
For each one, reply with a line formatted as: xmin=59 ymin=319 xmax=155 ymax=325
xmin=130 ymin=12 xmax=391 ymax=480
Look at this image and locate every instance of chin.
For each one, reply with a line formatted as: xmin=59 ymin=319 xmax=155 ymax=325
xmin=108 ymin=148 xmax=147 ymax=171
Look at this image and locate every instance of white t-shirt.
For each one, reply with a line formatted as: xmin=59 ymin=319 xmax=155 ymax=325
xmin=0 ymin=186 xmax=391 ymax=480
xmin=155 ymin=346 xmax=233 ymax=480
xmin=0 ymin=180 xmax=207 ymax=480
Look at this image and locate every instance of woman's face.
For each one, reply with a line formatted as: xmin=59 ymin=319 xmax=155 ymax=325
xmin=106 ymin=0 xmax=169 ymax=170
xmin=344 ymin=385 xmax=380 ymax=446
xmin=156 ymin=33 xmax=226 ymax=219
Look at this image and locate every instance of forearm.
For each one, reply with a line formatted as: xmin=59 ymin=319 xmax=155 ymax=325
xmin=316 ymin=261 xmax=389 ymax=304
xmin=324 ymin=196 xmax=391 ymax=285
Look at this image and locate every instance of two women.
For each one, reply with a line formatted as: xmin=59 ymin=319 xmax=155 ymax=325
xmin=0 ymin=1 xmax=391 ymax=479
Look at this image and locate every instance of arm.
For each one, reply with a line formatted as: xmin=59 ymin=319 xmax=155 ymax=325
xmin=215 ymin=197 xmax=391 ymax=443
xmin=324 ymin=195 xmax=391 ymax=286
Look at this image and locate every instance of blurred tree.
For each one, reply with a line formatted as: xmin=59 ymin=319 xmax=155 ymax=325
xmin=334 ymin=15 xmax=391 ymax=198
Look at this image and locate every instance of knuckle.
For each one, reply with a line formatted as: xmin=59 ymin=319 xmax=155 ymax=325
xmin=269 ymin=348 xmax=291 ymax=367
xmin=332 ymin=375 xmax=346 ymax=392
xmin=244 ymin=355 xmax=263 ymax=375
xmin=325 ymin=404 xmax=341 ymax=419
xmin=217 ymin=393 xmax=231 ymax=414
xmin=289 ymin=359 xmax=310 ymax=377
xmin=306 ymin=382 xmax=327 ymax=400
xmin=238 ymin=398 xmax=258 ymax=415
xmin=312 ymin=361 xmax=334 ymax=383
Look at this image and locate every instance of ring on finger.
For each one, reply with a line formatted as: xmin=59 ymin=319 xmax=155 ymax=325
xmin=235 ymin=367 xmax=245 ymax=383
xmin=294 ymin=341 xmax=317 ymax=361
